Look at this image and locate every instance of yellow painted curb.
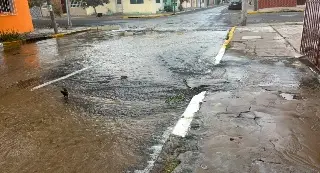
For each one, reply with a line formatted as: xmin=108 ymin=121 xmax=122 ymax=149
xmin=247 ymin=11 xmax=259 ymax=14
xmin=223 ymin=26 xmax=236 ymax=48
xmin=52 ymin=33 xmax=65 ymax=38
xmin=2 ymin=40 xmax=24 ymax=49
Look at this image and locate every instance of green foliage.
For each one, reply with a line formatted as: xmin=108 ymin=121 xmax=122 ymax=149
xmin=225 ymin=43 xmax=231 ymax=50
xmin=164 ymin=159 xmax=181 ymax=173
xmin=165 ymin=93 xmax=185 ymax=104
xmin=225 ymin=33 xmax=230 ymax=40
xmin=78 ymin=0 xmax=110 ymax=8
xmin=0 ymin=30 xmax=22 ymax=42
xmin=164 ymin=5 xmax=173 ymax=12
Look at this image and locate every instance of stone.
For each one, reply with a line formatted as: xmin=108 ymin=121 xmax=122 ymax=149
xmin=241 ymin=36 xmax=262 ymax=40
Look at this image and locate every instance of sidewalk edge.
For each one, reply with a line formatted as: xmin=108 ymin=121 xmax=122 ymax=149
xmin=214 ymin=26 xmax=236 ymax=65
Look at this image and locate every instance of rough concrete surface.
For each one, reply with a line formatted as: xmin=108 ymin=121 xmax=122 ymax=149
xmin=231 ymin=24 xmax=302 ymax=58
xmin=174 ymin=51 xmax=320 ymax=173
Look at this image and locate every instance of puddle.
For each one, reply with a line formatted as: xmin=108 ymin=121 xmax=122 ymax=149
xmin=280 ymin=93 xmax=298 ymax=100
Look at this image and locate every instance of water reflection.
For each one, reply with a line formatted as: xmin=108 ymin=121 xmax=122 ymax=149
xmin=0 ymin=43 xmax=41 ymax=92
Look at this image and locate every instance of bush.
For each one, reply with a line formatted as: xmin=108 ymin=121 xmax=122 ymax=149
xmin=0 ymin=30 xmax=22 ymax=42
xmin=178 ymin=4 xmax=183 ymax=11
xmin=164 ymin=5 xmax=173 ymax=12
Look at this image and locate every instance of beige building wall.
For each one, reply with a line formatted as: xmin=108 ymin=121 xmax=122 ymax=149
xmin=122 ymin=0 xmax=157 ymax=14
xmin=155 ymin=0 xmax=164 ymax=12
xmin=86 ymin=2 xmax=117 ymax=15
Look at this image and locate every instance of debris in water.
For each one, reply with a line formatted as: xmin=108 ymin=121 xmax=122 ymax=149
xmin=121 ymin=76 xmax=128 ymax=80
xmin=61 ymin=88 xmax=69 ymax=98
xmin=280 ymin=93 xmax=296 ymax=100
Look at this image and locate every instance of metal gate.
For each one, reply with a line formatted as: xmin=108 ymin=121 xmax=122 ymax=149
xmin=301 ymin=0 xmax=320 ymax=70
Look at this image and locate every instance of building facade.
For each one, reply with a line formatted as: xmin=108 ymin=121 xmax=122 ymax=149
xmin=258 ymin=0 xmax=297 ymax=9
xmin=0 ymin=0 xmax=34 ymax=33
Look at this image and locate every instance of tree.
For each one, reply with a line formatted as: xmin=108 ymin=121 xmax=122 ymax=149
xmin=79 ymin=0 xmax=110 ymax=14
xmin=28 ymin=0 xmax=45 ymax=7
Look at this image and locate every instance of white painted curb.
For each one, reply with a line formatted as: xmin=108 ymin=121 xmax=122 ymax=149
xmin=172 ymin=91 xmax=206 ymax=137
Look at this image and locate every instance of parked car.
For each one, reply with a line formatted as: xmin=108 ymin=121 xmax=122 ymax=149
xmin=228 ymin=0 xmax=242 ymax=10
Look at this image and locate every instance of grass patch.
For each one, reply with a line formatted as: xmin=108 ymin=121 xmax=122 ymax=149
xmin=225 ymin=31 xmax=230 ymax=40
xmin=164 ymin=158 xmax=181 ymax=173
xmin=165 ymin=93 xmax=185 ymax=104
xmin=0 ymin=30 xmax=22 ymax=42
xmin=225 ymin=43 xmax=231 ymax=50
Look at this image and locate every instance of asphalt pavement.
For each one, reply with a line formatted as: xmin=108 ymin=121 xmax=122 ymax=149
xmin=0 ymin=5 xmax=237 ymax=173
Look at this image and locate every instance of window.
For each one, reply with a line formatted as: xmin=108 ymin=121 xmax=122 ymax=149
xmin=156 ymin=0 xmax=160 ymax=3
xmin=130 ymin=0 xmax=144 ymax=4
xmin=117 ymin=0 xmax=122 ymax=4
xmin=70 ymin=0 xmax=82 ymax=8
xmin=0 ymin=0 xmax=15 ymax=14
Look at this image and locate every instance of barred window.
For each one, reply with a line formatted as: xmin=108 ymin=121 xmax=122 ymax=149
xmin=70 ymin=0 xmax=82 ymax=8
xmin=0 ymin=0 xmax=15 ymax=14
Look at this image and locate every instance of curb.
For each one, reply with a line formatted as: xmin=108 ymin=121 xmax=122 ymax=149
xmin=123 ymin=13 xmax=173 ymax=19
xmin=122 ymin=6 xmax=217 ymax=19
xmin=248 ymin=9 xmax=304 ymax=15
xmin=214 ymin=26 xmax=236 ymax=65
xmin=0 ymin=28 xmax=92 ymax=50
xmin=223 ymin=26 xmax=236 ymax=48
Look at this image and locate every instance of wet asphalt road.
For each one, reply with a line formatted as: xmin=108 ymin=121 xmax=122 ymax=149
xmin=0 ymin=5 xmax=236 ymax=173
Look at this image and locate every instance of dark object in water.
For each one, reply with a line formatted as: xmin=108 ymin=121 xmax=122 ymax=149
xmin=299 ymin=55 xmax=320 ymax=73
xmin=97 ymin=13 xmax=103 ymax=17
xmin=61 ymin=88 xmax=69 ymax=98
xmin=121 ymin=76 xmax=128 ymax=80
xmin=183 ymin=79 xmax=191 ymax=89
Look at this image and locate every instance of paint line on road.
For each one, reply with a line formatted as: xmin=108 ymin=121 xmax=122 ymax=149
xmin=135 ymin=127 xmax=172 ymax=173
xmin=214 ymin=26 xmax=236 ymax=65
xmin=172 ymin=91 xmax=206 ymax=137
xmin=214 ymin=46 xmax=226 ymax=65
xmin=31 ymin=66 xmax=92 ymax=91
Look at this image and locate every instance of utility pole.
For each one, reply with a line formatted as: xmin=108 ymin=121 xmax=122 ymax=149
xmin=241 ymin=0 xmax=247 ymax=26
xmin=254 ymin=0 xmax=258 ymax=11
xmin=66 ymin=0 xmax=72 ymax=27
xmin=46 ymin=0 xmax=58 ymax=34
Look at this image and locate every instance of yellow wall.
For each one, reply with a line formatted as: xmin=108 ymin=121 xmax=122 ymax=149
xmin=123 ymin=0 xmax=157 ymax=14
xmin=0 ymin=0 xmax=34 ymax=33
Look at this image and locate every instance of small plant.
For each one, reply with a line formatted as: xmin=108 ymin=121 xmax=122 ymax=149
xmin=0 ymin=30 xmax=22 ymax=42
xmin=164 ymin=5 xmax=173 ymax=12
xmin=164 ymin=158 xmax=181 ymax=173
xmin=165 ymin=93 xmax=185 ymax=104
xmin=225 ymin=43 xmax=231 ymax=50
xmin=178 ymin=4 xmax=183 ymax=11
xmin=225 ymin=33 xmax=230 ymax=40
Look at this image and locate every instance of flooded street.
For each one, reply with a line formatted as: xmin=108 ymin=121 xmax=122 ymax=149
xmin=0 ymin=6 xmax=235 ymax=173
xmin=3 ymin=4 xmax=319 ymax=173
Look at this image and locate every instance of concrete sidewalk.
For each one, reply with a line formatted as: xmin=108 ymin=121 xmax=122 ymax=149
xmin=231 ymin=23 xmax=303 ymax=58
xmin=248 ymin=5 xmax=305 ymax=14
xmin=170 ymin=23 xmax=320 ymax=172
